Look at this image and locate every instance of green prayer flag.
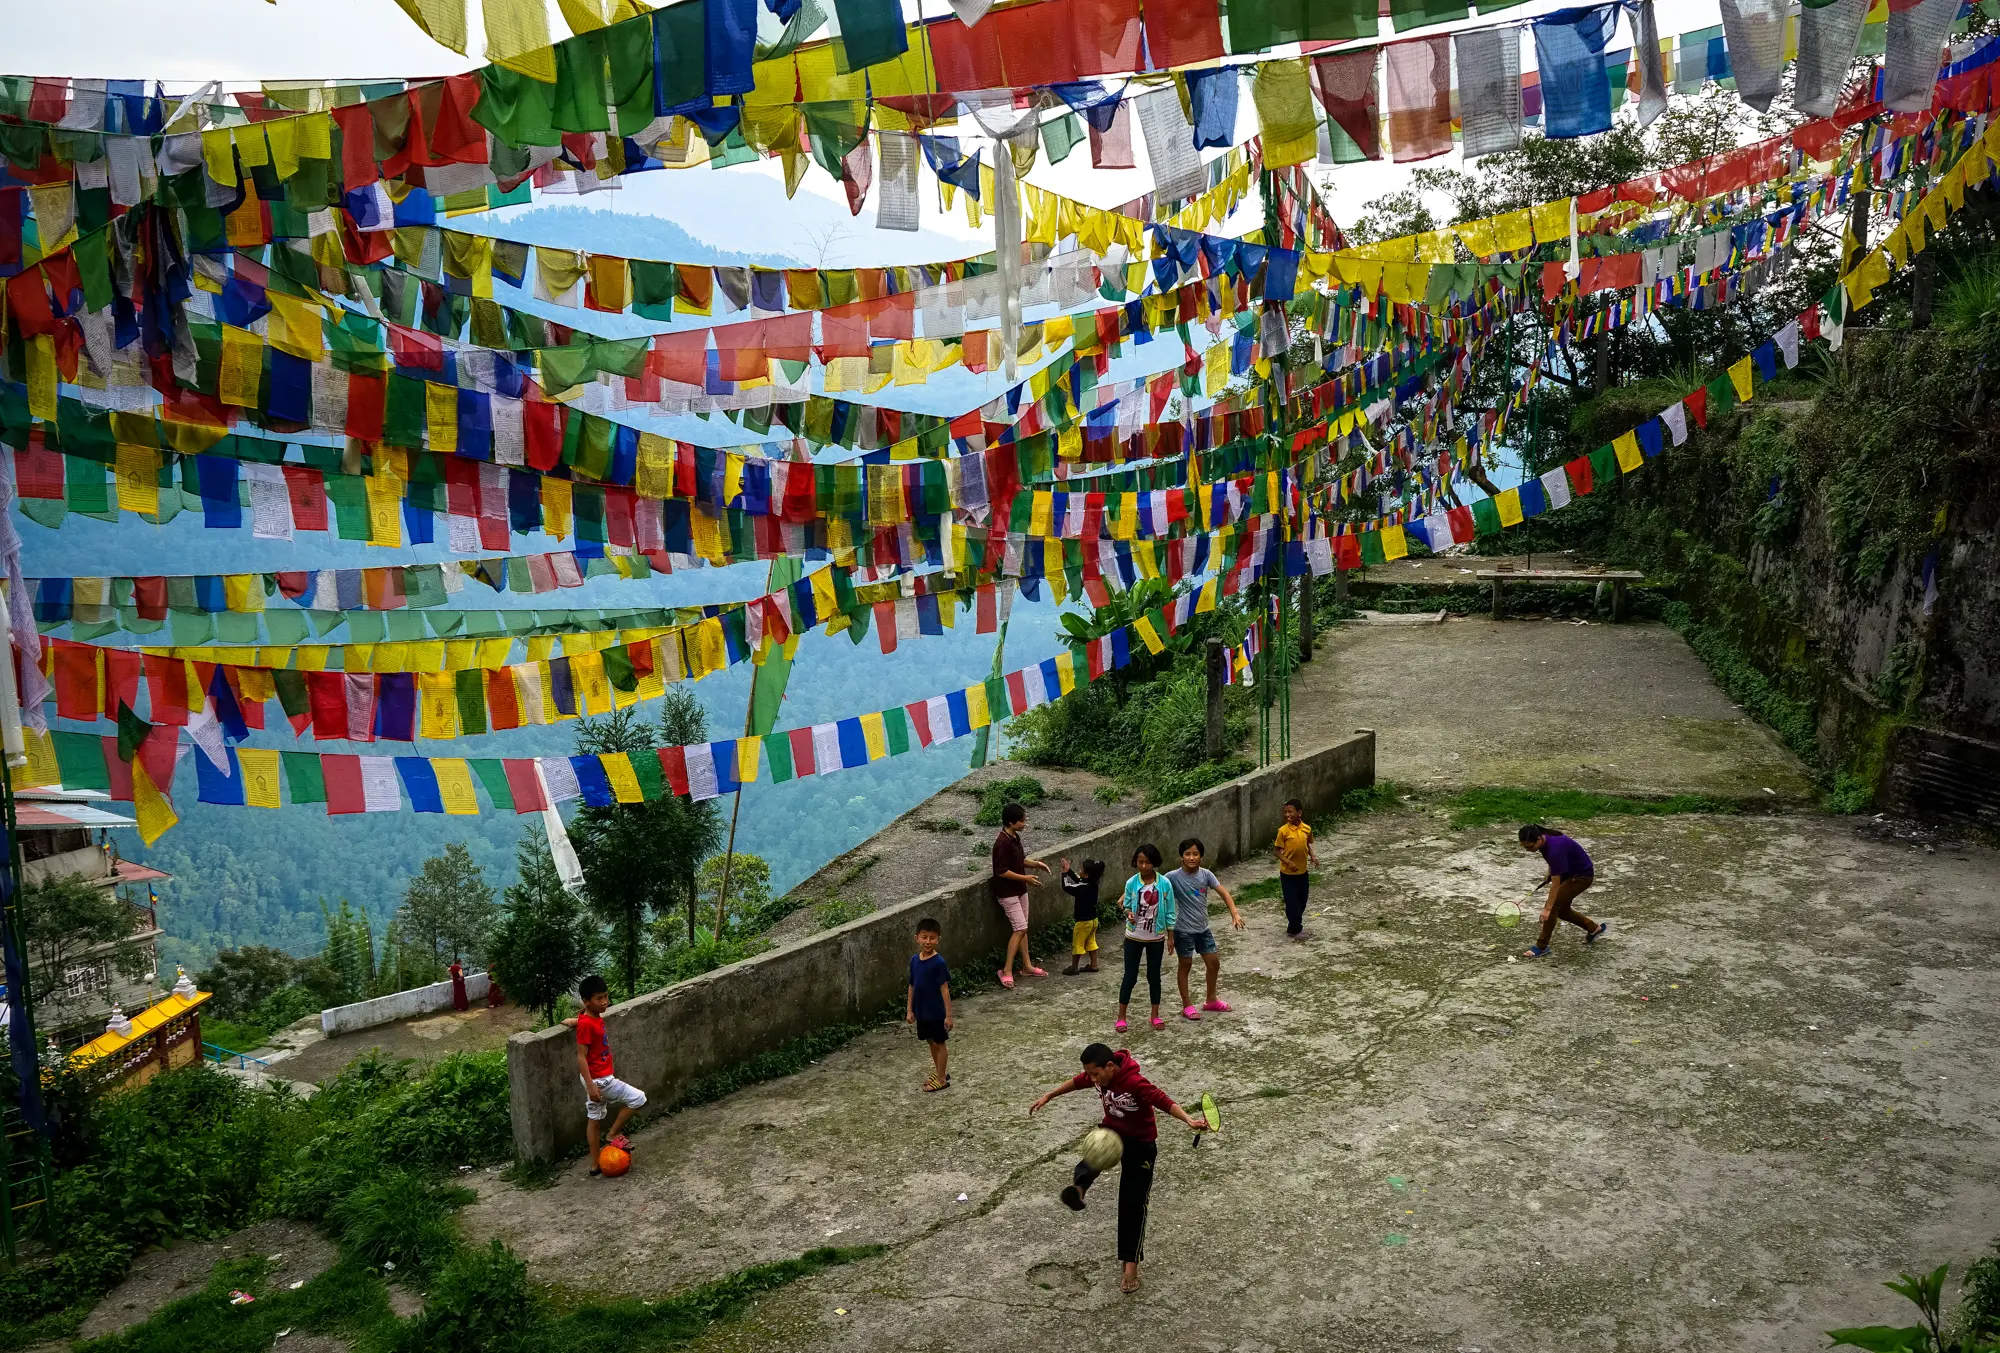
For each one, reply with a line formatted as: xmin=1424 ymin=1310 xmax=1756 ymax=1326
xmin=116 ymin=702 xmax=150 ymax=763
xmin=455 ymin=669 xmax=488 ymax=736
xmin=883 ymin=707 xmax=910 ymax=757
xmin=470 ymin=758 xmax=513 ymax=811
xmin=747 ymin=558 xmax=803 ymax=736
xmin=54 ymin=732 xmax=110 ymax=793
xmin=630 ymin=748 xmax=665 ymax=801
xmin=282 ymin=752 xmax=326 ymax=804
xmin=765 ymin=732 xmax=794 ymax=784
xmin=1588 ymin=445 xmax=1621 ymax=484
xmin=1471 ymin=497 xmax=1503 ymax=536
xmin=831 ymin=0 xmax=908 ymax=69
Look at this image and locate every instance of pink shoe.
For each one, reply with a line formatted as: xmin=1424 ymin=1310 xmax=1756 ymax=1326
xmin=1181 ymin=1005 xmax=1202 ymax=1021
xmin=1027 ymin=966 xmax=1047 ymax=977
xmin=1150 ymin=1015 xmax=1166 ymax=1029
xmin=998 ymin=970 xmax=1014 ymax=989
xmin=1203 ymin=1000 xmax=1231 ymax=1013
xmin=1114 ymin=1018 xmax=1128 ymax=1032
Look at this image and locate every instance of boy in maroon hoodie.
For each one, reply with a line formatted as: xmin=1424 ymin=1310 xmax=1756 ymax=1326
xmin=1029 ymin=1042 xmax=1206 ymax=1293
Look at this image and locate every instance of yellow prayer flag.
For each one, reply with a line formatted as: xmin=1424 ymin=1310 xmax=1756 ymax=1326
xmin=1530 ymin=198 xmax=1573 ymax=246
xmin=541 ymin=476 xmax=573 ymax=539
xmin=132 ymin=759 xmax=178 ymax=846
xmin=965 ymin=682 xmax=991 ymax=729
xmin=600 ymin=752 xmax=644 ymax=804
xmin=25 ymin=335 xmax=57 ymax=420
xmin=239 ymin=748 xmax=283 ymax=809
xmin=219 ymin=327 xmax=264 ymax=408
xmin=483 ymin=0 xmax=557 ymax=82
xmin=1132 ymin=616 xmax=1165 ymax=655
xmin=1380 ymin=524 xmax=1409 ymax=562
xmin=1613 ymin=431 xmax=1643 ymax=473
xmin=434 ymin=758 xmax=481 ymax=815
xmin=1196 ymin=579 xmax=1219 ymax=613
xmin=1029 ymin=491 xmax=1053 ymax=537
xmin=861 ymin=711 xmax=888 ymax=761
xmin=265 ymin=116 xmax=300 ymax=179
xmin=736 ymin=736 xmax=762 ymax=785
xmin=1492 ymin=208 xmax=1535 ymax=253
xmin=1497 ymin=489 xmax=1525 ymax=527
xmin=425 ymin=381 xmax=459 ymax=454
xmin=115 ymin=445 xmax=160 ymax=516
xmin=202 ymin=129 xmax=238 ymax=187
xmin=573 ymin=651 xmax=611 ymax=715
xmin=20 ymin=727 xmax=59 ymax=788
xmin=420 ymin=672 xmax=459 ymax=739
xmin=1251 ymin=59 xmax=1317 ymax=168
xmin=266 ymin=292 xmax=324 ymax=361
xmin=365 ymin=476 xmax=403 ymax=546
xmin=222 ymin=575 xmax=264 ymax=612
xmin=1727 ymin=356 xmax=1754 ymax=404
xmin=1054 ymin=650 xmax=1076 ymax=694
xmin=1112 ymin=493 xmax=1139 ymax=541
xmin=692 ymin=618 xmax=727 ymax=678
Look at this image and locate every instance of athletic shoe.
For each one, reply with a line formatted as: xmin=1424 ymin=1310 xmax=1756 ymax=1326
xmin=1060 ymin=1185 xmax=1086 ymax=1212
xmin=998 ymin=970 xmax=1014 ymax=988
xmin=1114 ymin=1018 xmax=1128 ymax=1032
xmin=1181 ymin=1005 xmax=1202 ymax=1021
xmin=1203 ymin=1000 xmax=1231 ymax=1013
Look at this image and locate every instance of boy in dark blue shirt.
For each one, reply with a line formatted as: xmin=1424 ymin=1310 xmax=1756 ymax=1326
xmin=907 ymin=917 xmax=953 ymax=1092
xmin=1518 ymin=824 xmax=1607 ymax=957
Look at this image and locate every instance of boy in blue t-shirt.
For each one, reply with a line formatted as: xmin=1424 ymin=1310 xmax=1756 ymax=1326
xmin=907 ymin=917 xmax=954 ymax=1092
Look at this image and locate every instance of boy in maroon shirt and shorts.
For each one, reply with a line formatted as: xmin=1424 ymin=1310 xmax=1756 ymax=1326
xmin=991 ymin=801 xmax=1050 ymax=988
xmin=1030 ymin=1043 xmax=1206 ymax=1293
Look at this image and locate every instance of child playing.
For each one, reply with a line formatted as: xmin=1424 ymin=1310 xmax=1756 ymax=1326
xmin=906 ymin=917 xmax=953 ymax=1091
xmin=1029 ymin=1042 xmax=1208 ymax=1295
xmin=1167 ymin=838 xmax=1243 ymax=1020
xmin=1274 ymin=798 xmax=1321 ymax=940
xmin=573 ymin=975 xmax=647 ymax=1176
xmin=1060 ymin=856 xmax=1105 ymax=976
xmin=1116 ymin=845 xmax=1176 ymax=1032
xmin=1518 ymin=823 xmax=1607 ymax=957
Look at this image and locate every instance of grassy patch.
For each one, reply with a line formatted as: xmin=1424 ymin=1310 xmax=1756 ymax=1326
xmin=77 ymin=1256 xmax=401 ymax=1353
xmin=546 ymin=1245 xmax=885 ymax=1349
xmin=1446 ymin=787 xmax=1735 ymax=830
xmin=1253 ymin=1086 xmax=1291 ymax=1099
xmin=969 ymin=774 xmax=1048 ymax=826
xmin=813 ymin=897 xmax=874 ymax=930
xmin=1335 ymin=781 xmax=1402 ymax=816
xmin=1234 ymin=874 xmax=1319 ymax=905
xmin=672 ymin=1019 xmax=878 ymax=1116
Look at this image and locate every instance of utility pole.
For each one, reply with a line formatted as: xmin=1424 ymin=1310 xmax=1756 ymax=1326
xmin=1258 ymin=164 xmax=1294 ymax=767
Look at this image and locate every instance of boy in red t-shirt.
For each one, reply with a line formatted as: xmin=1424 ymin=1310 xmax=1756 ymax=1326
xmin=574 ymin=974 xmax=646 ymax=1175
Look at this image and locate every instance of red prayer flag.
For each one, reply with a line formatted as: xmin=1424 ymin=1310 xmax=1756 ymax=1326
xmin=905 ymin=700 xmax=933 ymax=747
xmin=485 ymin=668 xmax=522 ymax=730
xmin=1686 ymin=386 xmax=1708 ymax=429
xmin=786 ymin=727 xmax=816 ymax=778
xmin=1564 ymin=455 xmax=1595 ymax=497
xmin=503 ymin=758 xmax=548 ymax=812
xmin=282 ymin=466 xmax=328 ymax=532
xmin=323 ymin=755 xmax=365 ymax=814
xmin=657 ymin=745 xmax=690 ymax=797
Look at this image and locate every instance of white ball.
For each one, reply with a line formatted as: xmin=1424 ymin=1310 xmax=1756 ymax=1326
xmin=1079 ymin=1127 xmax=1124 ymax=1171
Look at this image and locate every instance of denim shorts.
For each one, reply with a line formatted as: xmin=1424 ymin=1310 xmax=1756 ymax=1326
xmin=1173 ymin=928 xmax=1218 ymax=956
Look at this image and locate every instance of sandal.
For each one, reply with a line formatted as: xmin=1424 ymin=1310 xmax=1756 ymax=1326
xmin=1522 ymin=944 xmax=1550 ymax=959
xmin=1120 ymin=1272 xmax=1142 ymax=1294
xmin=607 ymin=1135 xmax=631 ymax=1150
xmin=1150 ymin=1015 xmax=1166 ymax=1029
xmin=1027 ymin=966 xmax=1048 ymax=977
xmin=1181 ymin=1005 xmax=1202 ymax=1021
xmin=923 ymin=1074 xmax=948 ymax=1093
xmin=998 ymin=970 xmax=1015 ymax=989
xmin=1203 ymin=1000 xmax=1231 ymax=1013
xmin=1114 ymin=1018 xmax=1128 ymax=1032
xmin=1586 ymin=921 xmax=1610 ymax=945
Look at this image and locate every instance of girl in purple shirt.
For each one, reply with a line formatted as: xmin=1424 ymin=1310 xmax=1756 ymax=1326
xmin=1518 ymin=824 xmax=1608 ymax=958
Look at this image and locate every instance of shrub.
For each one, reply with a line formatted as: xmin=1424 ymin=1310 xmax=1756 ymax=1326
xmin=970 ymin=774 xmax=1048 ymax=826
xmin=392 ymin=1241 xmax=541 ymax=1353
xmin=325 ymin=1171 xmax=470 ymax=1277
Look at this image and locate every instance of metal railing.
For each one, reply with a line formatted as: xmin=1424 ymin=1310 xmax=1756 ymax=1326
xmin=202 ymin=1043 xmax=270 ymax=1071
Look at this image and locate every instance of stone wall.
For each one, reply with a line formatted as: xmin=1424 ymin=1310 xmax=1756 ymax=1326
xmin=506 ymin=731 xmax=1375 ymax=1161
xmin=319 ymin=971 xmax=489 ymax=1036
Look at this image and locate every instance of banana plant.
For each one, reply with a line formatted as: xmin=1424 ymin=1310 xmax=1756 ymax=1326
xmin=1828 ymin=1264 xmax=2000 ymax=1353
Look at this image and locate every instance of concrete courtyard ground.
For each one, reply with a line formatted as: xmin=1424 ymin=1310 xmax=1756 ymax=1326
xmin=461 ymin=619 xmax=2000 ymax=1351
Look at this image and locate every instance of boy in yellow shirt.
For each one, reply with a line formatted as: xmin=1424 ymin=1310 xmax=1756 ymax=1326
xmin=1274 ymin=799 xmax=1320 ymax=940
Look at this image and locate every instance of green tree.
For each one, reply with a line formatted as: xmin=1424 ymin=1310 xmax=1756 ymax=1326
xmin=194 ymin=944 xmax=299 ymax=1019
xmin=487 ymin=829 xmax=598 ymax=1023
xmin=317 ymin=899 xmax=377 ymax=1006
xmin=397 ymin=843 xmax=498 ymax=969
xmin=569 ymin=694 xmax=723 ymax=993
xmin=18 ymin=874 xmax=154 ymax=1032
xmin=695 ymin=851 xmax=771 ymax=931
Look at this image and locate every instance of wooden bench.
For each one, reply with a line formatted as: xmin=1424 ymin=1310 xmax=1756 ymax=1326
xmin=1474 ymin=568 xmax=1646 ymax=621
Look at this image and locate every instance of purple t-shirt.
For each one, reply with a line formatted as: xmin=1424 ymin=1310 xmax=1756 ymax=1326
xmin=1540 ymin=832 xmax=1594 ymax=877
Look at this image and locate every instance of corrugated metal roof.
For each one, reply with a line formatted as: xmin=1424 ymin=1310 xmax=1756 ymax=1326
xmin=16 ymin=803 xmax=137 ymax=829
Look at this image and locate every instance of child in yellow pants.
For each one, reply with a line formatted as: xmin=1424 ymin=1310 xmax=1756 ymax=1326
xmin=1061 ymin=857 xmax=1105 ymax=975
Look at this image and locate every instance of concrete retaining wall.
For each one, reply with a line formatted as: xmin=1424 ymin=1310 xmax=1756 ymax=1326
xmin=320 ymin=971 xmax=489 ymax=1036
xmin=506 ymin=731 xmax=1375 ymax=1161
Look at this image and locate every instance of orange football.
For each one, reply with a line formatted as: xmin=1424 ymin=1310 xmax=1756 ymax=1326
xmin=597 ymin=1146 xmax=631 ymax=1177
